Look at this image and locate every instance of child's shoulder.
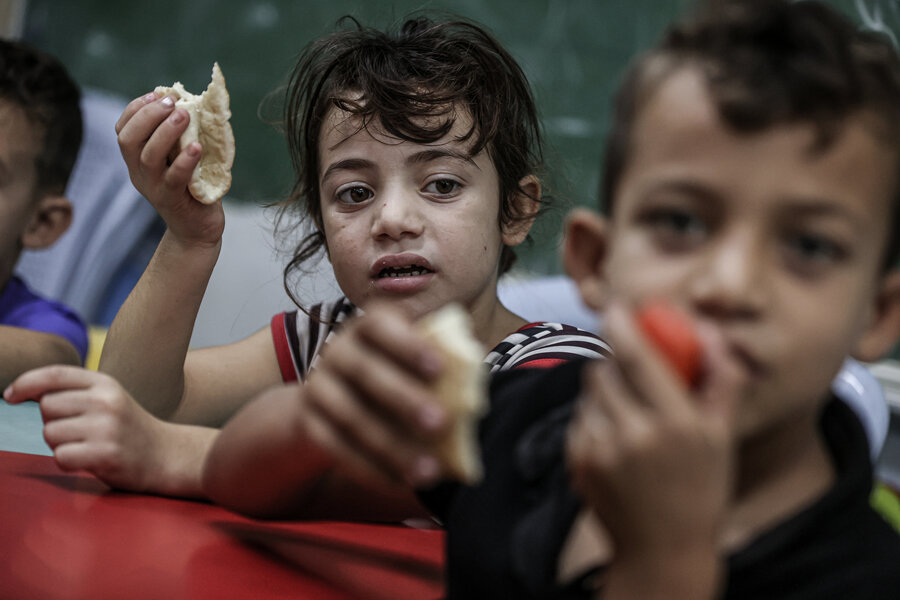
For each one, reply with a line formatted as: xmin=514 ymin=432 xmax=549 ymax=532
xmin=486 ymin=322 xmax=611 ymax=372
xmin=0 ymin=275 xmax=88 ymax=362
xmin=0 ymin=276 xmax=86 ymax=334
xmin=725 ymin=397 xmax=900 ymax=598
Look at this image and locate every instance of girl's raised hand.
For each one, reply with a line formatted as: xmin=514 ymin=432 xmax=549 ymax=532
xmin=566 ymin=301 xmax=745 ymax=597
xmin=301 ymin=302 xmax=450 ymax=487
xmin=116 ymin=92 xmax=224 ymax=247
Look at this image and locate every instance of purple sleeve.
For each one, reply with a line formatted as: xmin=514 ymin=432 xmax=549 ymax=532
xmin=0 ymin=277 xmax=89 ymax=364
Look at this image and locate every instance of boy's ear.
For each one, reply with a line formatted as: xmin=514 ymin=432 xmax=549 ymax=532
xmin=21 ymin=194 xmax=72 ymax=250
xmin=500 ymin=174 xmax=541 ymax=247
xmin=563 ymin=208 xmax=609 ymax=311
xmin=852 ymin=269 xmax=900 ymax=362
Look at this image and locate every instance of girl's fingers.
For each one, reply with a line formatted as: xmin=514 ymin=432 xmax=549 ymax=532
xmin=164 ymin=142 xmax=202 ymax=193
xmin=42 ymin=415 xmax=91 ymax=449
xmin=52 ymin=441 xmax=118 ymax=475
xmin=355 ymin=303 xmax=443 ymax=379
xmin=117 ymin=95 xmax=176 ymax=154
xmin=305 ymin=366 xmax=438 ymax=486
xmin=138 ymin=105 xmax=190 ymax=175
xmin=38 ymin=389 xmax=100 ymax=421
xmin=321 ymin=325 xmax=447 ymax=439
xmin=306 ymin=395 xmax=439 ymax=487
xmin=4 ymin=365 xmax=105 ymax=403
xmin=115 ymin=91 xmax=161 ymax=134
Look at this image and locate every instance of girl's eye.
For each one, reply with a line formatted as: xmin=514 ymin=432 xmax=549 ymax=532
xmin=336 ymin=186 xmax=373 ymax=204
xmin=424 ymin=179 xmax=461 ymax=196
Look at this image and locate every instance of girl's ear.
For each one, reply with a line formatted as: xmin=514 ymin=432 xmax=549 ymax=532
xmin=21 ymin=194 xmax=72 ymax=250
xmin=500 ymin=174 xmax=541 ymax=247
xmin=853 ymin=269 xmax=900 ymax=362
xmin=563 ymin=209 xmax=610 ymax=312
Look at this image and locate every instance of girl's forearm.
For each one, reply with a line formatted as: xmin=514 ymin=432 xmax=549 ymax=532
xmin=148 ymin=424 xmax=221 ymax=498
xmin=202 ymin=385 xmax=335 ymax=519
xmin=99 ymin=230 xmax=221 ymax=418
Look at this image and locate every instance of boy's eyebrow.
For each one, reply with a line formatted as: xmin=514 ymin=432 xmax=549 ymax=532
xmin=407 ymin=149 xmax=480 ymax=170
xmin=641 ymin=181 xmax=866 ymax=225
xmin=641 ymin=180 xmax=721 ymax=203
xmin=779 ymin=198 xmax=866 ymax=227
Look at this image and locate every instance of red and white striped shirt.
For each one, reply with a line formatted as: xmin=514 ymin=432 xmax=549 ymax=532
xmin=271 ymin=298 xmax=611 ymax=383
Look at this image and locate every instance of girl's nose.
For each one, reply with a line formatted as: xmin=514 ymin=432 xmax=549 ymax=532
xmin=370 ymin=187 xmax=424 ymax=241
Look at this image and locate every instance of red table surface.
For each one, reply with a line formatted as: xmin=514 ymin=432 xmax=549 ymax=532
xmin=0 ymin=451 xmax=445 ymax=600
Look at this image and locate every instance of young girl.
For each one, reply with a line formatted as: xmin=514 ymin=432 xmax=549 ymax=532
xmin=3 ymin=16 xmax=608 ymax=502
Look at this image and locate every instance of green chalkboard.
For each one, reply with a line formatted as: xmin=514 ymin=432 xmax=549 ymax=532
xmin=22 ymin=0 xmax=895 ymax=275
xmin=21 ymin=0 xmax=705 ymax=273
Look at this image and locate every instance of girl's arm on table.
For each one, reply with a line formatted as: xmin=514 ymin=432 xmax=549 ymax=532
xmin=203 ymin=304 xmax=450 ymax=521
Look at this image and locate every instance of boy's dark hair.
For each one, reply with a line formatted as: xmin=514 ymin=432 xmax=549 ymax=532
xmin=602 ymin=0 xmax=900 ymax=270
xmin=0 ymin=39 xmax=82 ymax=196
xmin=277 ymin=14 xmax=545 ymax=307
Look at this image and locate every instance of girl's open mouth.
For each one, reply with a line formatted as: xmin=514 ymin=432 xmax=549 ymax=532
xmin=378 ymin=266 xmax=434 ymax=278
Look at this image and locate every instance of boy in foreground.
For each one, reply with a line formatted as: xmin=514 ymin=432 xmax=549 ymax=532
xmin=418 ymin=0 xmax=900 ymax=597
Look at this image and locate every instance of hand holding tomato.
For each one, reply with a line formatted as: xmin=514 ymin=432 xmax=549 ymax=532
xmin=637 ymin=301 xmax=702 ymax=387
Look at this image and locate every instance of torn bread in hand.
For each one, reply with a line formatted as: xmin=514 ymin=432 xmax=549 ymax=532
xmin=418 ymin=304 xmax=488 ymax=484
xmin=155 ymin=62 xmax=235 ymax=204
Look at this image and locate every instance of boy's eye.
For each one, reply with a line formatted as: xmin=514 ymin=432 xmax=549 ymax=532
xmin=423 ymin=179 xmax=461 ymax=196
xmin=643 ymin=208 xmax=708 ymax=248
xmin=784 ymin=232 xmax=847 ymax=268
xmin=337 ymin=186 xmax=373 ymax=204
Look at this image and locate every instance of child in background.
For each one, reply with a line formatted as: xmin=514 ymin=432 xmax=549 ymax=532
xmin=206 ymin=0 xmax=900 ymax=596
xmin=3 ymin=16 xmax=608 ymax=504
xmin=0 ymin=39 xmax=87 ymax=388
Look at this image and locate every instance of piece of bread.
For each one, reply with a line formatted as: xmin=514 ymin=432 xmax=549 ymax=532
xmin=417 ymin=304 xmax=488 ymax=484
xmin=154 ymin=62 xmax=235 ymax=204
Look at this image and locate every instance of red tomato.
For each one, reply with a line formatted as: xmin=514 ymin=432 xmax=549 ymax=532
xmin=637 ymin=301 xmax=702 ymax=387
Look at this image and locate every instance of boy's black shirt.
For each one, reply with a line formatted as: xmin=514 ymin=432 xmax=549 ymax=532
xmin=418 ymin=359 xmax=900 ymax=599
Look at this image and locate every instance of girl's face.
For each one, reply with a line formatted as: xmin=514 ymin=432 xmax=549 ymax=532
xmin=316 ymin=107 xmax=524 ymax=324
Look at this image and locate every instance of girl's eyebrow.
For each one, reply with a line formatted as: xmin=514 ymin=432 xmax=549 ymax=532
xmin=322 ymin=149 xmax=481 ymax=182
xmin=407 ymin=149 xmax=480 ymax=169
xmin=321 ymin=158 xmax=374 ymax=182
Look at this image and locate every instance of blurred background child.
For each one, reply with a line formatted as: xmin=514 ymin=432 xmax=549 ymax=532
xmin=0 ymin=38 xmax=87 ymax=388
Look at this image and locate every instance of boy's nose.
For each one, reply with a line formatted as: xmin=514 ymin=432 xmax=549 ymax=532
xmin=690 ymin=232 xmax=767 ymax=320
xmin=370 ymin=187 xmax=424 ymax=241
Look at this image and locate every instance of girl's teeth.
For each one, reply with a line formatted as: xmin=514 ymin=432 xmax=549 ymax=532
xmin=381 ymin=267 xmax=427 ymax=278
